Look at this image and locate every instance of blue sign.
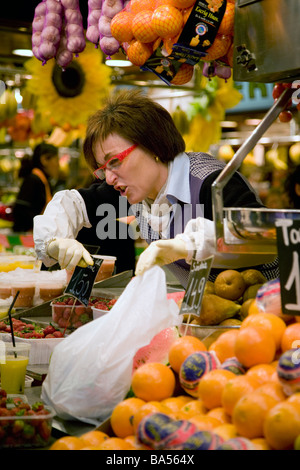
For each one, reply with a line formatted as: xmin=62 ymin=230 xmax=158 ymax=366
xmin=227 ymin=82 xmax=275 ymax=113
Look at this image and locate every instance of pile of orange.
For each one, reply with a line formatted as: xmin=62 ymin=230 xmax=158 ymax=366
xmin=49 ymin=305 xmax=300 ymax=451
xmin=109 ymin=0 xmax=234 ymax=84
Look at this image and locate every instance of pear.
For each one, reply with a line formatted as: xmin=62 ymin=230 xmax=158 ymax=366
xmin=242 ymin=283 xmax=263 ymax=302
xmin=198 ymin=294 xmax=241 ymax=326
xmin=240 ymin=298 xmax=255 ymax=320
xmin=204 ymin=280 xmax=215 ymax=295
xmin=241 ymin=269 xmax=267 ymax=287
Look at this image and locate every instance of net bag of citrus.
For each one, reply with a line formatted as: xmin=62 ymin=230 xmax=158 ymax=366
xmin=41 ymin=266 xmax=181 ymax=426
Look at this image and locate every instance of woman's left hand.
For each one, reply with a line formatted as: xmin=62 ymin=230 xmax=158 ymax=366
xmin=135 ymin=239 xmax=188 ymax=276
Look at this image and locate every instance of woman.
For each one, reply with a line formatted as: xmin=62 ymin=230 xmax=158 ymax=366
xmin=34 ymin=89 xmax=278 ymax=286
xmin=13 ymin=142 xmax=59 ymax=232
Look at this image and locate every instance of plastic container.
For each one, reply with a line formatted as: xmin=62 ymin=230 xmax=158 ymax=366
xmin=94 ymin=255 xmax=117 ymax=282
xmin=11 ymin=281 xmax=35 ymax=308
xmin=0 ymin=281 xmax=11 ymax=299
xmin=0 ymin=404 xmax=54 ymax=448
xmin=0 ymin=255 xmax=37 ymax=272
xmin=51 ymin=297 xmax=93 ymax=330
xmin=38 ymin=280 xmax=65 ymax=302
xmin=91 ymin=305 xmax=110 ymax=320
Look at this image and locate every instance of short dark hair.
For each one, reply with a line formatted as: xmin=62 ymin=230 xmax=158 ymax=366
xmin=32 ymin=142 xmax=58 ymax=169
xmin=284 ymin=165 xmax=300 ymax=208
xmin=83 ymin=88 xmax=185 ymax=170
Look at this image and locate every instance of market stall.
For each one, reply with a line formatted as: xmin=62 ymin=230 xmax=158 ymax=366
xmin=1 ymin=0 xmax=300 ymax=453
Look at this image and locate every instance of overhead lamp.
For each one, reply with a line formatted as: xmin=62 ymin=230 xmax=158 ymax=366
xmin=12 ymin=49 xmax=34 ymax=57
xmin=105 ymin=58 xmax=133 ymax=67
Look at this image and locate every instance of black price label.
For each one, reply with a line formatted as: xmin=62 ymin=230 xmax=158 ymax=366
xmin=180 ymin=256 xmax=214 ymax=316
xmin=64 ymin=256 xmax=104 ymax=306
xmin=276 ymin=218 xmax=300 ymax=315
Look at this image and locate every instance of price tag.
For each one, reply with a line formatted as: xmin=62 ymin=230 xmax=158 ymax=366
xmin=276 ymin=218 xmax=300 ymax=315
xmin=180 ymin=256 xmax=214 ymax=317
xmin=64 ymin=255 xmax=104 ymax=306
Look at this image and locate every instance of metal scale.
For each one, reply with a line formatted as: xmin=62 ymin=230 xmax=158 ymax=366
xmin=212 ymin=0 xmax=300 ymax=256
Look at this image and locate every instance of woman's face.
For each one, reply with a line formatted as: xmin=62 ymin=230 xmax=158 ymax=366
xmin=94 ymin=133 xmax=168 ymax=204
xmin=41 ymin=154 xmax=60 ymax=179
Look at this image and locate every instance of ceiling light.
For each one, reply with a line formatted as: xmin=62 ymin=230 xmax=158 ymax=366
xmin=220 ymin=121 xmax=238 ymax=128
xmin=105 ymin=58 xmax=133 ymax=67
xmin=12 ymin=49 xmax=33 ymax=57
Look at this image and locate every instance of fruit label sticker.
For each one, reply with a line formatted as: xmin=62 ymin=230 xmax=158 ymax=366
xmin=64 ymin=256 xmax=104 ymax=306
xmin=180 ymin=255 xmax=214 ymax=317
xmin=276 ymin=218 xmax=300 ymax=315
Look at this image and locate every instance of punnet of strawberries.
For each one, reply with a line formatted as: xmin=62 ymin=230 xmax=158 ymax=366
xmin=0 ymin=389 xmax=53 ymax=448
xmin=0 ymin=318 xmax=64 ymax=339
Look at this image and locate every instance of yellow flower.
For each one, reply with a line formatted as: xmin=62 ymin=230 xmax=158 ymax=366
xmin=25 ymin=43 xmax=112 ymax=128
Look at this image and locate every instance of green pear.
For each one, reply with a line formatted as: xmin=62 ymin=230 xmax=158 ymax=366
xmin=241 ymin=269 xmax=267 ymax=287
xmin=204 ymin=280 xmax=215 ymax=295
xmin=199 ymin=294 xmax=241 ymax=326
xmin=242 ymin=283 xmax=263 ymax=302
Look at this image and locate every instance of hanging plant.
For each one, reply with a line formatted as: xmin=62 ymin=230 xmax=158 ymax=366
xmin=24 ymin=43 xmax=112 ymax=129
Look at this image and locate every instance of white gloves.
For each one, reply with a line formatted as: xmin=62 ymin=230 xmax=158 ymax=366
xmin=135 ymin=239 xmax=188 ymax=276
xmin=47 ymin=238 xmax=94 ymax=270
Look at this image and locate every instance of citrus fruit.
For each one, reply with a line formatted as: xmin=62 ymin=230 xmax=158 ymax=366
xmin=251 ymin=437 xmax=272 ymax=450
xmin=221 ymin=375 xmax=259 ymax=416
xmin=49 ymin=435 xmax=85 ymax=450
xmin=133 ymin=327 xmax=179 ymax=371
xmin=97 ymin=437 xmax=136 ymax=450
xmin=179 ymin=351 xmax=220 ymax=397
xmin=132 ymin=401 xmax=168 ymax=433
xmin=214 ymin=423 xmax=238 ymax=441
xmin=169 ymin=0 xmax=196 ymax=8
xmin=287 ymin=392 xmax=300 ymax=406
xmin=247 ymin=299 xmax=261 ymax=315
xmin=180 ymin=399 xmax=207 ymax=418
xmin=129 ymin=0 xmax=156 ymax=14
xmin=198 ymin=369 xmax=236 ymax=409
xmin=208 ymin=329 xmax=239 ymax=363
xmin=294 ymin=433 xmax=300 ymax=450
xmin=246 ymin=363 xmax=278 ymax=385
xmin=151 ymin=5 xmax=184 ymax=39
xmin=131 ymin=362 xmax=176 ymax=401
xmin=203 ymin=34 xmax=232 ymax=61
xmin=232 ymin=390 xmax=278 ymax=439
xmin=263 ymin=401 xmax=300 ymax=450
xmin=234 ymin=326 xmax=276 ymax=368
xmin=206 ymin=407 xmax=231 ymax=425
xmin=170 ymin=63 xmax=194 ymax=85
xmin=281 ymin=323 xmax=300 ymax=352
xmin=255 ymin=382 xmax=286 ymax=403
xmin=161 ymin=395 xmax=191 ymax=413
xmin=110 ymin=397 xmax=146 ymax=438
xmin=168 ymin=335 xmax=206 ymax=373
xmin=240 ymin=312 xmax=286 ymax=350
xmin=217 ymin=2 xmax=235 ymax=35
xmin=110 ymin=11 xmax=134 ymax=43
xmin=124 ymin=435 xmax=151 ymax=450
xmin=132 ymin=11 xmax=159 ymax=43
xmin=180 ymin=430 xmax=224 ymax=450
xmin=126 ymin=40 xmax=153 ymax=66
xmin=79 ymin=430 xmax=109 ymax=447
xmin=220 ymin=357 xmax=246 ymax=375
xmin=188 ymin=414 xmax=220 ymax=431
xmin=216 ymin=437 xmax=256 ymax=450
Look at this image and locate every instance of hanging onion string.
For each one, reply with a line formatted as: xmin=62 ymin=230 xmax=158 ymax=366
xmin=51 ymin=61 xmax=85 ymax=98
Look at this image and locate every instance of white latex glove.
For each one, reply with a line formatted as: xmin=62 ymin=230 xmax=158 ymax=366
xmin=47 ymin=238 xmax=94 ymax=270
xmin=135 ymin=239 xmax=188 ymax=276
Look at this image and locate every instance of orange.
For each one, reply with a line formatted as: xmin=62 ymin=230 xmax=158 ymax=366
xmin=246 ymin=363 xmax=278 ymax=386
xmin=182 ymin=6 xmax=193 ymax=25
xmin=263 ymin=401 xmax=300 ymax=450
xmin=206 ymin=407 xmax=231 ymax=425
xmin=214 ymin=423 xmax=237 ymax=441
xmin=132 ymin=11 xmax=159 ymax=43
xmin=49 ymin=435 xmax=85 ymax=450
xmin=79 ymin=430 xmax=109 ymax=447
xmin=180 ymin=399 xmax=207 ymax=418
xmin=281 ymin=322 xmax=300 ymax=352
xmin=208 ymin=329 xmax=239 ymax=363
xmin=132 ymin=401 xmax=168 ymax=433
xmin=287 ymin=393 xmax=300 ymax=407
xmin=217 ymin=2 xmax=235 ymax=35
xmin=161 ymin=395 xmax=191 ymax=413
xmin=151 ymin=5 xmax=184 ymax=39
xmin=169 ymin=0 xmax=196 ymax=8
xmin=131 ymin=362 xmax=176 ymax=402
xmin=232 ymin=391 xmax=278 ymax=439
xmin=168 ymin=335 xmax=206 ymax=373
xmin=126 ymin=40 xmax=153 ymax=66
xmin=171 ymin=63 xmax=194 ymax=85
xmin=240 ymin=313 xmax=286 ymax=350
xmin=124 ymin=435 xmax=151 ymax=450
xmin=97 ymin=437 xmax=136 ymax=450
xmin=221 ymin=375 xmax=259 ymax=416
xmin=189 ymin=414 xmax=220 ymax=431
xmin=110 ymin=11 xmax=134 ymax=43
xmin=251 ymin=438 xmax=272 ymax=450
xmin=255 ymin=382 xmax=286 ymax=403
xmin=247 ymin=299 xmax=260 ymax=315
xmin=130 ymin=0 xmax=156 ymax=14
xmin=234 ymin=326 xmax=276 ymax=368
xmin=110 ymin=397 xmax=146 ymax=438
xmin=203 ymin=34 xmax=232 ymax=62
xmin=198 ymin=369 xmax=236 ymax=409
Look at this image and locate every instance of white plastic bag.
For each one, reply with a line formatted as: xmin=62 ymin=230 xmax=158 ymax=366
xmin=41 ymin=266 xmax=181 ymax=425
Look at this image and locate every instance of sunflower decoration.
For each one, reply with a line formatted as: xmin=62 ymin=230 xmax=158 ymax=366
xmin=24 ymin=42 xmax=112 ymax=131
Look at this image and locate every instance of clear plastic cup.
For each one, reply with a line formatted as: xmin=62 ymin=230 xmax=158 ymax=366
xmin=11 ymin=282 xmax=35 ymax=308
xmin=0 ymin=342 xmax=31 ymax=394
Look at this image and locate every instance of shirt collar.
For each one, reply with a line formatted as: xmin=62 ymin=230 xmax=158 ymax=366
xmin=165 ymin=152 xmax=191 ymax=204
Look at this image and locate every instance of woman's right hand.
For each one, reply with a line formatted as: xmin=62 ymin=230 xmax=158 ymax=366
xmin=47 ymin=238 xmax=94 ymax=270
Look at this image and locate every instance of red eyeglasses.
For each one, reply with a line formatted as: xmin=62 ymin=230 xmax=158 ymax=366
xmin=93 ymin=144 xmax=138 ymax=180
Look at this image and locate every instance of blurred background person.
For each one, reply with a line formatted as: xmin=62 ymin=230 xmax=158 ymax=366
xmin=13 ymin=142 xmax=59 ymax=232
xmin=284 ymin=165 xmax=300 ymax=209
